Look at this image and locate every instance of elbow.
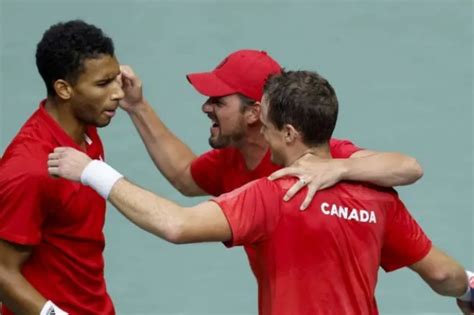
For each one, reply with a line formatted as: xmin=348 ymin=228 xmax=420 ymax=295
xmin=161 ymin=218 xmax=189 ymax=245
xmin=172 ymin=178 xmax=200 ymax=197
xmin=411 ymin=158 xmax=424 ymax=182
xmin=425 ymin=268 xmax=466 ymax=297
xmin=404 ymin=157 xmax=424 ymax=184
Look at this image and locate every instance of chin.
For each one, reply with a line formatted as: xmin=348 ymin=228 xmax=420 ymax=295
xmin=95 ymin=118 xmax=112 ymax=128
xmin=209 ymin=136 xmax=230 ymax=149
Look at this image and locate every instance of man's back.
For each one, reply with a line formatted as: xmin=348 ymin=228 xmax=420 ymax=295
xmin=214 ymin=178 xmax=431 ymax=315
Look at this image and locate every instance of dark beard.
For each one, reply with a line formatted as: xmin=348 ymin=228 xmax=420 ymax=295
xmin=208 ymin=131 xmax=245 ymax=149
xmin=208 ymin=135 xmax=232 ymax=149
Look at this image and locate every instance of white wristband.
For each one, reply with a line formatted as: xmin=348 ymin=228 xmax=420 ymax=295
xmin=80 ymin=160 xmax=124 ymax=199
xmin=457 ymin=270 xmax=474 ymax=302
xmin=40 ymin=300 xmax=68 ymax=315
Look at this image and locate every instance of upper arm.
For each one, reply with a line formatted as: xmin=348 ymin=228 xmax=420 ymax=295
xmin=349 ymin=149 xmax=378 ymax=158
xmin=176 ymin=201 xmax=232 ymax=243
xmin=177 ymin=165 xmax=209 ymax=197
xmin=212 ymin=179 xmax=282 ymax=247
xmin=0 ymin=239 xmax=32 ymax=273
xmin=381 ymin=198 xmax=432 ymax=272
xmin=329 ymin=138 xmax=362 ymax=158
xmin=187 ymin=150 xmax=225 ymax=196
xmin=0 ymin=159 xmax=45 ymax=245
xmin=409 ymin=246 xmax=457 ymax=278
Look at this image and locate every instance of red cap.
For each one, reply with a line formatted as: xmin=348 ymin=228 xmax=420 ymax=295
xmin=186 ymin=49 xmax=282 ymax=101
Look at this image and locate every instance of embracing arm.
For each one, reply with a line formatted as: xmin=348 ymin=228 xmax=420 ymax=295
xmin=119 ymin=66 xmax=206 ymax=197
xmin=342 ymin=150 xmax=423 ymax=187
xmin=269 ymin=149 xmax=423 ymax=210
xmin=0 ymin=240 xmax=46 ymax=314
xmin=108 ymin=178 xmax=231 ymax=243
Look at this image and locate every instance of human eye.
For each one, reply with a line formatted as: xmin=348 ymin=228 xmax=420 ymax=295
xmin=96 ymin=78 xmax=114 ymax=87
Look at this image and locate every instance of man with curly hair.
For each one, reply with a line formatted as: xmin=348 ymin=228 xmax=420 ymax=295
xmin=0 ymin=20 xmax=123 ymax=314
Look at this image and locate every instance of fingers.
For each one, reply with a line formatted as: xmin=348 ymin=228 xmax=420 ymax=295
xmin=283 ymin=177 xmax=307 ymax=202
xmin=300 ymin=185 xmax=318 ymax=211
xmin=120 ymin=65 xmax=135 ymax=79
xmin=53 ymin=147 xmax=68 ymax=153
xmin=268 ymin=167 xmax=297 ymax=180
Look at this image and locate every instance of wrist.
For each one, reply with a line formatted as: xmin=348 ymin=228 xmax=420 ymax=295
xmin=81 ymin=160 xmax=124 ymax=199
xmin=126 ymin=100 xmax=150 ymax=116
xmin=40 ymin=301 xmax=68 ymax=315
xmin=335 ymin=159 xmax=350 ymax=182
xmin=457 ymin=270 xmax=474 ymax=302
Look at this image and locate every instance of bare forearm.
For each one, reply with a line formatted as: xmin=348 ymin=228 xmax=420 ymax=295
xmin=410 ymin=247 xmax=468 ymax=297
xmin=128 ymin=102 xmax=202 ymax=194
xmin=108 ymin=178 xmax=230 ymax=244
xmin=0 ymin=272 xmax=46 ymax=314
xmin=109 ymin=178 xmax=186 ymax=243
xmin=341 ymin=152 xmax=423 ymax=187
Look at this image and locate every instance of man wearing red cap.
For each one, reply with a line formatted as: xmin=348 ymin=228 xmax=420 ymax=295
xmin=48 ymin=70 xmax=473 ymax=315
xmin=118 ymin=49 xmax=423 ymax=211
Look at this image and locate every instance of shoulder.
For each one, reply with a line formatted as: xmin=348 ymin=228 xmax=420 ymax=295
xmin=1 ymin=137 xmax=53 ymax=183
xmin=325 ymin=182 xmax=399 ymax=203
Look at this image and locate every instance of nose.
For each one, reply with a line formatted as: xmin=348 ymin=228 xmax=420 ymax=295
xmin=111 ymin=77 xmax=124 ymax=100
xmin=201 ymin=99 xmax=214 ymax=113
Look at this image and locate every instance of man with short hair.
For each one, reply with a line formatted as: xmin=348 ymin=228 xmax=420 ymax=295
xmin=119 ymin=49 xmax=423 ymax=211
xmin=48 ymin=70 xmax=472 ymax=315
xmin=0 ymin=20 xmax=123 ymax=314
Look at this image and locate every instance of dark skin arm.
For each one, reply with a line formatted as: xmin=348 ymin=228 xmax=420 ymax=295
xmin=0 ymin=240 xmax=46 ymax=314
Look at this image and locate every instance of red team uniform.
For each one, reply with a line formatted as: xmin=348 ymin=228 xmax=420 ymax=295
xmin=213 ymin=178 xmax=432 ymax=315
xmin=0 ymin=101 xmax=114 ymax=314
xmin=191 ymin=139 xmax=364 ymax=278
xmin=191 ymin=138 xmax=361 ymax=196
xmin=191 ymin=138 xmax=431 ymax=314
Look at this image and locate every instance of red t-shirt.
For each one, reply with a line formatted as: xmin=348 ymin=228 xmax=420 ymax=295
xmin=213 ymin=178 xmax=432 ymax=315
xmin=191 ymin=138 xmax=360 ymax=196
xmin=0 ymin=102 xmax=114 ymax=315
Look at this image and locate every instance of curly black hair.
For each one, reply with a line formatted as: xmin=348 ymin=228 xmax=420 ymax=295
xmin=36 ymin=20 xmax=114 ymax=96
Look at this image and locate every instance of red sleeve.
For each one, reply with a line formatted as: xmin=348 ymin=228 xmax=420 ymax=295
xmin=380 ymin=198 xmax=432 ymax=272
xmin=0 ymin=157 xmax=47 ymax=245
xmin=212 ymin=178 xmax=282 ymax=247
xmin=329 ymin=138 xmax=362 ymax=158
xmin=190 ymin=149 xmax=225 ymax=196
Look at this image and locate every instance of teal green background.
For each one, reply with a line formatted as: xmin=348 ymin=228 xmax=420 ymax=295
xmin=1 ymin=0 xmax=472 ymax=314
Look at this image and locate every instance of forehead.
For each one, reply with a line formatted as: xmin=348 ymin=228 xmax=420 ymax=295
xmin=78 ymin=55 xmax=120 ymax=80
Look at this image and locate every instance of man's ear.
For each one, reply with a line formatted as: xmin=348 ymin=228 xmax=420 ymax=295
xmin=245 ymin=101 xmax=261 ymax=124
xmin=53 ymin=79 xmax=73 ymax=100
xmin=284 ymin=124 xmax=300 ymax=144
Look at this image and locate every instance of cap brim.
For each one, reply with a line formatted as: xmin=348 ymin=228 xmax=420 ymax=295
xmin=186 ymin=72 xmax=236 ymax=97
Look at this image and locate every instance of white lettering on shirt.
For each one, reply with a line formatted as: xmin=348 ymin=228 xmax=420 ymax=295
xmin=320 ymin=202 xmax=377 ymax=224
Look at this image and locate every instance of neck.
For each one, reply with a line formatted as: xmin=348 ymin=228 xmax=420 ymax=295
xmin=235 ymin=123 xmax=269 ymax=170
xmin=44 ymin=97 xmax=87 ymax=148
xmin=285 ymin=143 xmax=331 ymax=166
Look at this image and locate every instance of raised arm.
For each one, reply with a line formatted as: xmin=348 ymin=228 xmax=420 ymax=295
xmin=108 ymin=179 xmax=231 ymax=243
xmin=47 ymin=147 xmax=231 ymax=244
xmin=119 ymin=65 xmax=206 ymax=197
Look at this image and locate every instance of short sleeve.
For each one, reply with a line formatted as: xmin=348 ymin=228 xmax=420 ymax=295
xmin=329 ymin=138 xmax=362 ymax=158
xmin=0 ymin=157 xmax=47 ymax=245
xmin=212 ymin=179 xmax=282 ymax=247
xmin=190 ymin=149 xmax=225 ymax=196
xmin=380 ymin=198 xmax=432 ymax=272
